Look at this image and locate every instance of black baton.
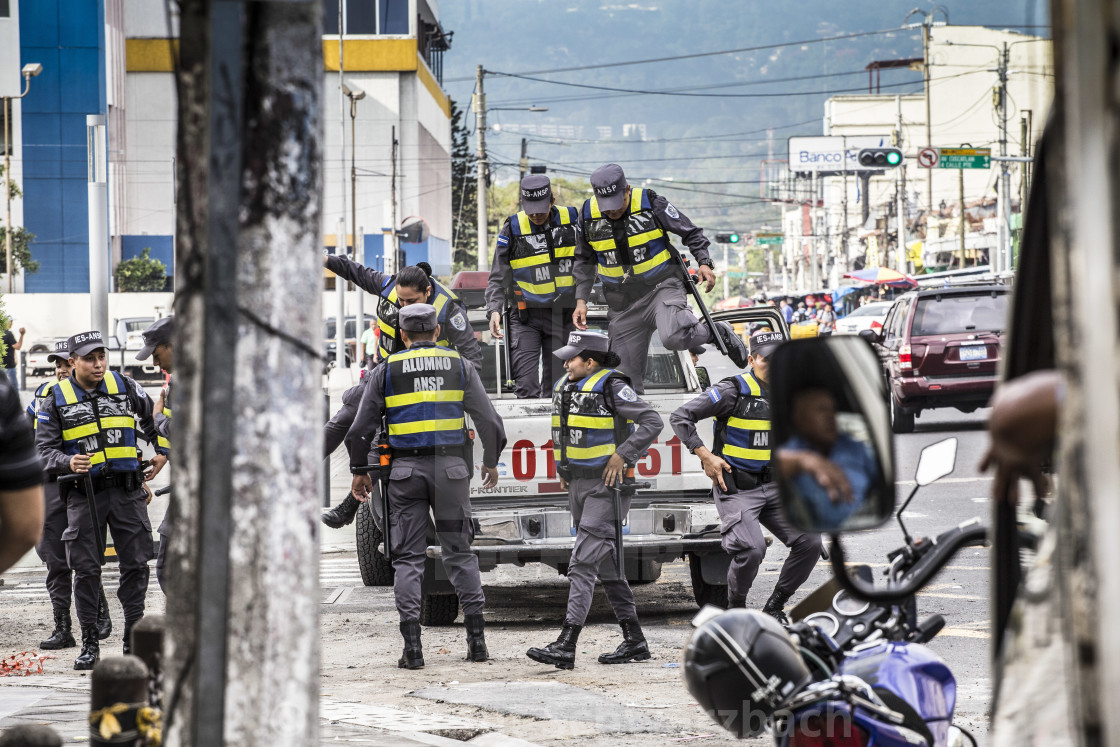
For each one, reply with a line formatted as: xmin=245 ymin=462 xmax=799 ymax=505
xmin=672 ymin=250 xmax=729 ymax=358
xmin=60 ymin=453 xmax=104 ymax=565
xmin=502 ymin=305 xmax=515 ymax=391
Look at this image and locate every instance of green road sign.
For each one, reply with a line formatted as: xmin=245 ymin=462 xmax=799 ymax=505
xmin=756 ymin=233 xmax=784 ymax=245
xmin=938 ymin=147 xmax=991 ymax=169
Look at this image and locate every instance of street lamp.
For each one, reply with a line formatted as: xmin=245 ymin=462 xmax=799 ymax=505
xmin=4 ymin=62 xmax=43 ymax=293
xmin=342 ymin=79 xmax=365 ymax=349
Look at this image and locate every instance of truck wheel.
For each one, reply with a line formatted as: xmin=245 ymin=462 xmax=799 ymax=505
xmin=420 ymin=592 xmax=459 ymax=626
xmin=688 ymin=554 xmax=728 ymax=609
xmin=355 ymin=503 xmax=394 ymax=587
xmin=626 ymin=559 xmax=663 ymax=585
xmin=890 ymin=394 xmax=915 ymax=434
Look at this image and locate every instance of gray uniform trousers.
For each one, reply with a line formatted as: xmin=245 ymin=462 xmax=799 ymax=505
xmin=509 ymin=306 xmax=575 ymax=399
xmin=714 ymin=480 xmax=823 ymax=604
xmin=155 ymin=513 xmax=170 ymax=593
xmin=564 ymin=476 xmax=638 ymax=626
xmin=62 ymin=484 xmax=153 ymax=627
xmin=34 ymin=479 xmax=72 ymax=611
xmin=608 ymin=276 xmax=712 ymax=392
xmin=387 ymin=454 xmax=485 ymax=622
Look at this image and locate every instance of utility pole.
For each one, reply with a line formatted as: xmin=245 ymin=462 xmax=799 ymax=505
xmin=958 ymin=166 xmax=966 ymax=268
xmin=4 ymin=64 xmax=42 ymax=293
xmin=474 ymin=66 xmax=489 ymax=271
xmin=390 ymin=126 xmax=398 ymax=272
xmin=996 ymin=42 xmax=1011 ymax=272
xmin=519 ymin=137 xmax=527 ymax=182
xmin=334 ymin=0 xmax=346 ymax=368
xmin=922 ymin=22 xmax=933 ymax=221
xmin=165 ymin=1 xmax=322 ymax=744
xmin=841 ymin=135 xmax=849 ymax=272
xmin=896 ymin=95 xmax=908 ymax=273
xmin=722 ymin=243 xmax=729 ymax=299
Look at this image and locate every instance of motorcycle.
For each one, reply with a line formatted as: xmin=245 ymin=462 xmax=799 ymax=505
xmin=685 ymin=437 xmax=987 ymax=747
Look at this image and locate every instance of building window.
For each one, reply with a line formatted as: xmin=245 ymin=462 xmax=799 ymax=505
xmin=380 ymin=0 xmax=409 ymax=34
xmin=323 ymin=0 xmax=408 ymax=35
xmin=0 ymin=0 xmax=9 ymax=18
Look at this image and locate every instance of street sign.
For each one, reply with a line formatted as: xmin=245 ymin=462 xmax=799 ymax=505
xmin=756 ymin=233 xmax=784 ymax=246
xmin=787 ymin=135 xmax=894 ymax=174
xmin=937 ymin=147 xmax=991 ymax=169
xmin=917 ymin=148 xmax=939 ymax=168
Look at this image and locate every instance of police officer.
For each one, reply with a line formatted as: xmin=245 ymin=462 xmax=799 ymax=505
xmin=485 ymin=174 xmax=579 ymax=398
xmin=27 ymin=340 xmax=111 ymax=650
xmin=346 ymin=304 xmax=506 ymax=669
xmin=319 ymin=260 xmax=484 ymax=527
xmin=35 ymin=330 xmax=168 ymax=669
xmin=135 ymin=317 xmax=173 ymax=592
xmin=669 ymin=330 xmax=822 ymax=624
xmin=320 ymin=377 xmax=372 ymax=529
xmin=527 ymin=331 xmax=663 ymax=670
xmin=572 ymin=164 xmax=748 ymax=392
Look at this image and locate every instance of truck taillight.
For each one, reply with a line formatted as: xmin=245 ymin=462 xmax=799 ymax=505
xmin=899 ymin=345 xmax=912 ymax=371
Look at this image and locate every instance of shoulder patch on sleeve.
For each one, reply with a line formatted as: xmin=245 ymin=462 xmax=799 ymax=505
xmin=451 ymin=311 xmax=467 ymax=331
xmin=707 ymin=388 xmax=722 ymax=403
xmin=664 ymin=202 xmax=680 ymax=219
xmin=136 ymin=386 xmax=149 ymax=399
xmin=37 ymin=410 xmax=50 ymax=423
xmin=617 ymin=385 xmax=638 ymax=402
xmin=496 ymin=234 xmax=510 ymax=247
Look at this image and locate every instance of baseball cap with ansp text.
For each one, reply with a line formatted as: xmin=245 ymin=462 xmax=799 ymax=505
xmin=46 ymin=339 xmax=70 ymax=364
xmin=68 ymin=331 xmax=107 ymax=358
xmin=590 ymin=163 xmax=629 ymax=212
xmin=553 ymin=330 xmax=610 ymax=361
xmin=520 ymin=174 xmax=553 ymax=214
xmin=749 ymin=329 xmax=786 ymax=359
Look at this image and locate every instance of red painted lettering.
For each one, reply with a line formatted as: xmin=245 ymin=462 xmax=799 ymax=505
xmin=637 ymin=447 xmax=661 ymax=477
xmin=512 ymin=440 xmax=536 ymax=481
xmin=666 ymin=436 xmax=682 ymax=475
xmin=541 ymin=439 xmax=556 ymax=479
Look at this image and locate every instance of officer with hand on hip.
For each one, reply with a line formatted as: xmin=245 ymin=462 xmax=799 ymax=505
xmin=527 ymin=330 xmax=663 ymax=670
xmin=485 ymin=174 xmax=579 ymax=398
xmin=35 ymin=331 xmax=168 ymax=669
xmin=26 ymin=340 xmax=112 ymax=650
xmin=669 ymin=330 xmax=822 ymax=624
xmin=135 ymin=317 xmax=173 ymax=592
xmin=346 ymin=304 xmax=506 ymax=670
xmin=571 ymin=164 xmax=748 ymax=392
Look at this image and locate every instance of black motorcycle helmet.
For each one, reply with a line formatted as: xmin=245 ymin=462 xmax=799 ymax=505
xmin=683 ymin=609 xmax=812 ymax=738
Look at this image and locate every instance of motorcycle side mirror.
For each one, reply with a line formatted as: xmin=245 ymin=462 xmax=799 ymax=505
xmin=915 ymin=437 xmax=957 ymax=486
xmin=768 ymin=336 xmax=896 ymax=534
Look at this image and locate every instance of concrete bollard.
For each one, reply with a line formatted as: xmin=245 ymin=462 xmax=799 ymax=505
xmin=89 ymin=655 xmax=151 ymax=746
xmin=129 ymin=615 xmax=165 ymax=709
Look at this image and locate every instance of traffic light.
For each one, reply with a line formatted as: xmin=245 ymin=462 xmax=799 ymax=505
xmin=714 ymin=232 xmax=741 ymax=244
xmin=858 ymin=148 xmax=904 ymax=168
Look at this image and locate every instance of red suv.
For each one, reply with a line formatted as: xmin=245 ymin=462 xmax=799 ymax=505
xmin=860 ymin=284 xmax=1010 ymax=433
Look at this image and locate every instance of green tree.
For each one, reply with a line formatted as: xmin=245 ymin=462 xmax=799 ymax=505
xmin=0 ymin=164 xmax=40 ymax=275
xmin=114 ymin=247 xmax=168 ymax=292
xmin=450 ymin=100 xmax=478 ymax=273
xmin=0 ymin=292 xmax=9 ymax=363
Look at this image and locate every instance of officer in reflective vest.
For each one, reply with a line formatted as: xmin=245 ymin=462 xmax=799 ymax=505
xmin=346 ymin=304 xmax=506 ymax=670
xmin=319 ymin=259 xmax=485 ymax=529
xmin=26 ymin=340 xmax=112 ymax=651
xmin=527 ymin=330 xmax=663 ymax=670
xmin=136 ymin=317 xmax=173 ymax=592
xmin=35 ymin=331 xmax=168 ymax=670
xmin=669 ymin=329 xmax=822 ymax=624
xmin=572 ymin=164 xmax=748 ymax=393
xmin=485 ymin=175 xmax=579 ymax=398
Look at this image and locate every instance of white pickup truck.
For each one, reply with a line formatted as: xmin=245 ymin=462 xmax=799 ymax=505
xmin=24 ymin=317 xmax=164 ymax=380
xmin=354 ymin=301 xmax=788 ymax=625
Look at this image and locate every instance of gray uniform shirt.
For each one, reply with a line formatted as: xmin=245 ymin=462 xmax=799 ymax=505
xmin=346 ymin=343 xmax=507 ymax=472
xmin=325 ymin=255 xmax=483 ymax=370
xmin=669 ymin=377 xmax=744 ymax=453
xmin=557 ymin=375 xmax=664 ymax=466
xmin=573 ymin=189 xmax=713 ymax=301
xmin=35 ymin=373 xmax=164 ymax=476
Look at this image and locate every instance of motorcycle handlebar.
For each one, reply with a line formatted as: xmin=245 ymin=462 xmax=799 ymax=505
xmin=830 ymin=519 xmax=988 ymax=605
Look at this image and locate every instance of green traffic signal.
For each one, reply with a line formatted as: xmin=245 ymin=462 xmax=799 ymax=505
xmin=886 ymin=150 xmax=902 ymax=166
xmin=728 ymin=233 xmax=740 ymax=243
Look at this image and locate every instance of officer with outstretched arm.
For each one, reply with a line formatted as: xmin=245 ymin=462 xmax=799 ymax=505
xmin=346 ymin=304 xmax=506 ymax=670
xmin=669 ymin=329 xmax=822 ymax=624
xmin=527 ymin=330 xmax=663 ymax=670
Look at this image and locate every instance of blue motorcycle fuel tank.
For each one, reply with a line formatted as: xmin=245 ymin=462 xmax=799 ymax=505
xmin=839 ymin=640 xmax=957 ymax=743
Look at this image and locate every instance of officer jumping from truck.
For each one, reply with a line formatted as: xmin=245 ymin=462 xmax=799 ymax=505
xmin=571 ymin=163 xmax=748 ymax=393
xmin=669 ymin=329 xmax=823 ymax=624
xmin=526 ymin=330 xmax=663 ymax=670
xmin=320 ymin=259 xmax=484 ymax=528
xmin=486 ymin=174 xmax=579 ymax=399
xmin=346 ymin=304 xmax=506 ymax=670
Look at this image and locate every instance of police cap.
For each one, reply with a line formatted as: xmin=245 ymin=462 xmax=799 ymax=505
xmin=553 ymin=330 xmax=610 ymax=361
xmin=137 ymin=316 xmax=174 ymax=361
xmin=520 ymin=174 xmax=552 ymax=214
xmin=399 ymin=303 xmax=438 ymax=333
xmin=68 ymin=331 xmax=106 ymax=358
xmin=46 ymin=339 xmax=70 ymax=364
xmin=749 ymin=329 xmax=786 ymax=359
xmin=590 ymin=163 xmax=628 ymax=212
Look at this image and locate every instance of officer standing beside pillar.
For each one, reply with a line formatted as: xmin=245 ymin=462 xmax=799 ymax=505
xmin=485 ymin=174 xmax=579 ymax=398
xmin=527 ymin=330 xmax=663 ymax=670
xmin=35 ymin=331 xmax=168 ymax=669
xmin=347 ymin=304 xmax=506 ymax=669
xmin=135 ymin=317 xmax=173 ymax=592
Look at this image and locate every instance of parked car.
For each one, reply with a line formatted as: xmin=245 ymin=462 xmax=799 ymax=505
xmin=860 ymin=285 xmax=1010 ymax=433
xmin=323 ymin=314 xmax=376 ymax=369
xmin=834 ymin=301 xmax=893 ymax=335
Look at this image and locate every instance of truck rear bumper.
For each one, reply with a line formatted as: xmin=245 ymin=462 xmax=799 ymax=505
xmin=426 ymin=535 xmax=724 ymax=566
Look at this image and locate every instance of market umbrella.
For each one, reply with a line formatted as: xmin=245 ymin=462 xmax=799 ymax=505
xmin=842 ymin=267 xmax=918 ymax=288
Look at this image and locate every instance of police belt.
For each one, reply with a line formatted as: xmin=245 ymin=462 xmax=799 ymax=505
xmin=603 ymin=273 xmax=672 ymax=310
xmin=67 ymin=471 xmax=141 ymax=494
xmin=731 ymin=466 xmax=773 ymax=491
xmin=560 ymin=464 xmax=606 ymax=480
xmin=392 ymin=445 xmax=465 ymax=458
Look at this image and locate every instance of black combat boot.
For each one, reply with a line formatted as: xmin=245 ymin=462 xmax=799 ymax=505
xmin=321 ymin=493 xmax=361 ymax=529
xmin=40 ymin=608 xmax=76 ymax=650
xmin=726 ymin=595 xmax=746 ymax=610
xmin=96 ymin=585 xmax=112 ymax=640
xmin=526 ymin=623 xmax=582 ymax=670
xmin=74 ymin=624 xmax=100 ymax=671
xmin=762 ymin=588 xmax=793 ymax=626
xmin=122 ymin=619 xmax=139 ymax=656
xmin=398 ymin=620 xmax=424 ymax=669
xmin=598 ymin=619 xmax=651 ymax=664
xmin=464 ymin=613 xmax=488 ymax=662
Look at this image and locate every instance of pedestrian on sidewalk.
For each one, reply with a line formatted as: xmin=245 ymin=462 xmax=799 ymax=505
xmin=1 ymin=321 xmax=25 ymax=391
